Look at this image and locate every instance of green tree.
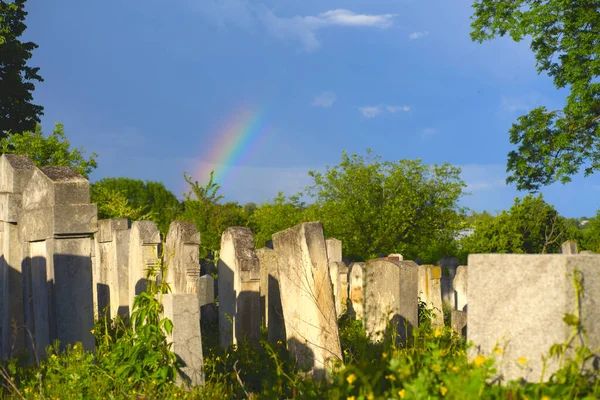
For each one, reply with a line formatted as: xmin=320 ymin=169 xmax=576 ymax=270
xmin=0 ymin=123 xmax=98 ymax=177
xmin=460 ymin=194 xmax=568 ymax=256
xmin=0 ymin=0 xmax=44 ymax=136
xmin=181 ymin=171 xmax=247 ymax=258
xmin=306 ymin=149 xmax=467 ymax=262
xmin=471 ymin=0 xmax=600 ymax=191
xmin=248 ymin=192 xmax=308 ymax=248
xmin=91 ymin=177 xmax=183 ymax=234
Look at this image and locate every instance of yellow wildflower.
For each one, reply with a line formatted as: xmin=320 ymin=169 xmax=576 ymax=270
xmin=347 ymin=397 xmax=355 ymax=400
xmin=473 ymin=354 xmax=486 ymax=367
xmin=24 ymin=388 xmax=30 ymax=394
xmin=440 ymin=386 xmax=448 ymax=396
xmin=346 ymin=373 xmax=357 ymax=384
xmin=451 ymin=365 xmax=460 ymax=373
xmin=128 ymin=377 xmax=132 ymax=382
xmin=367 ymin=393 xmax=374 ymax=400
xmin=385 ymin=374 xmax=396 ymax=381
xmin=431 ymin=364 xmax=441 ymax=373
xmin=434 ymin=328 xmax=442 ymax=338
xmin=277 ymin=340 xmax=283 ymax=345
xmin=440 ymin=349 xmax=448 ymax=356
xmin=398 ymin=389 xmax=406 ymax=399
xmin=382 ymin=352 xmax=388 ymax=358
xmin=541 ymin=396 xmax=550 ymax=400
xmin=90 ymin=329 xmax=95 ymax=334
xmin=216 ymin=356 xmax=221 ymax=362
xmin=518 ymin=357 xmax=528 ymax=365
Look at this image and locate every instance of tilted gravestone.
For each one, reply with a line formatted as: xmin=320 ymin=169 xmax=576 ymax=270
xmin=349 ymin=262 xmax=365 ymax=320
xmin=364 ymin=259 xmax=419 ymax=343
xmin=273 ymin=222 xmax=342 ymax=378
xmin=127 ymin=221 xmax=161 ymax=316
xmin=20 ymin=166 xmax=98 ymax=358
xmin=468 ymin=254 xmax=600 ymax=382
xmin=257 ymin=247 xmax=285 ymax=343
xmin=218 ymin=227 xmax=261 ymax=348
xmin=0 ymin=155 xmax=35 ymax=359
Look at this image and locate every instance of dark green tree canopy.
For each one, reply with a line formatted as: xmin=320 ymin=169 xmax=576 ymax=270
xmin=471 ymin=0 xmax=600 ymax=191
xmin=0 ymin=0 xmax=43 ymax=136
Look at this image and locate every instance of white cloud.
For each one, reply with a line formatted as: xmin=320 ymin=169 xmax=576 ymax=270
xmin=312 ymin=91 xmax=337 ymax=108
xmin=192 ymin=1 xmax=398 ymax=52
xmin=499 ymin=92 xmax=546 ymax=113
xmin=387 ymin=105 xmax=411 ymax=113
xmin=409 ymin=31 xmax=429 ymax=40
xmin=459 ymin=164 xmax=508 ymax=192
xmin=359 ymin=106 xmax=382 ymax=118
xmin=421 ymin=127 xmax=438 ymax=138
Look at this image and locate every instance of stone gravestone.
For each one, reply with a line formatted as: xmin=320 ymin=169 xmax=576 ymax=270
xmin=417 ymin=265 xmax=444 ymax=328
xmin=453 ymin=266 xmax=467 ymax=312
xmin=256 ymin=247 xmax=285 ymax=343
xmin=0 ymin=154 xmax=35 ymax=359
xmin=218 ymin=227 xmax=261 ymax=348
xmin=437 ymin=256 xmax=459 ymax=305
xmin=468 ymin=254 xmax=600 ymax=382
xmin=387 ymin=253 xmax=403 ymax=261
xmin=273 ymin=222 xmax=342 ymax=378
xmin=198 ymin=274 xmax=217 ymax=324
xmin=451 ymin=310 xmax=467 ymax=337
xmin=20 ymin=166 xmax=98 ymax=357
xmin=561 ymin=240 xmax=578 ymax=255
xmin=337 ymin=262 xmax=349 ymax=316
xmin=162 ymin=293 xmax=205 ymax=388
xmin=164 ymin=221 xmax=201 ymax=294
xmin=127 ymin=221 xmax=161 ymax=316
xmin=363 ymin=259 xmax=419 ymax=343
xmin=349 ymin=262 xmax=365 ymax=320
xmin=93 ymin=218 xmax=129 ymax=320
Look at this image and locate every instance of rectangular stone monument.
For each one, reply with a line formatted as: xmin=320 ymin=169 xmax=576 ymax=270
xmin=451 ymin=310 xmax=467 ymax=337
xmin=417 ymin=265 xmax=444 ymax=328
xmin=0 ymin=154 xmax=35 ymax=359
xmin=20 ymin=166 xmax=98 ymax=356
xmin=453 ymin=266 xmax=467 ymax=312
xmin=468 ymin=254 xmax=600 ymax=382
xmin=164 ymin=221 xmax=201 ymax=295
xmin=162 ymin=293 xmax=205 ymax=388
xmin=437 ymin=257 xmax=459 ymax=305
xmin=218 ymin=227 xmax=261 ymax=348
xmin=128 ymin=221 xmax=161 ymax=315
xmin=364 ymin=259 xmax=419 ymax=342
xmin=256 ymin=247 xmax=285 ymax=343
xmin=349 ymin=262 xmax=364 ymax=320
xmin=273 ymin=222 xmax=342 ymax=377
xmin=561 ymin=240 xmax=578 ymax=255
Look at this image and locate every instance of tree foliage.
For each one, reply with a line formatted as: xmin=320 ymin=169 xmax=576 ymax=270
xmin=471 ymin=0 xmax=600 ymax=191
xmin=0 ymin=123 xmax=98 ymax=177
xmin=460 ymin=194 xmax=569 ymax=256
xmin=306 ymin=149 xmax=467 ymax=262
xmin=0 ymin=0 xmax=44 ymax=136
xmin=91 ymin=177 xmax=182 ymax=234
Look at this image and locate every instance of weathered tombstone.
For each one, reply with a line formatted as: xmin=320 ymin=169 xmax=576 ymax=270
xmin=273 ymin=222 xmax=342 ymax=377
xmin=127 ymin=221 xmax=161 ymax=315
xmin=218 ymin=227 xmax=261 ymax=348
xmin=417 ymin=265 xmax=444 ymax=328
xmin=197 ymin=274 xmax=217 ymax=324
xmin=338 ymin=262 xmax=349 ymax=316
xmin=580 ymin=250 xmax=595 ymax=254
xmin=387 ymin=253 xmax=403 ymax=261
xmin=93 ymin=218 xmax=130 ymax=320
xmin=468 ymin=254 xmax=600 ymax=382
xmin=561 ymin=240 xmax=578 ymax=255
xmin=162 ymin=293 xmax=205 ymax=388
xmin=0 ymin=154 xmax=35 ymax=359
xmin=349 ymin=262 xmax=364 ymax=320
xmin=20 ymin=166 xmax=98 ymax=357
xmin=438 ymin=256 xmax=459 ymax=305
xmin=451 ymin=310 xmax=467 ymax=337
xmin=256 ymin=247 xmax=285 ymax=343
xmin=453 ymin=266 xmax=467 ymax=312
xmin=326 ymin=238 xmax=342 ymax=262
xmin=164 ymin=221 xmax=201 ymax=294
xmin=364 ymin=259 xmax=419 ymax=342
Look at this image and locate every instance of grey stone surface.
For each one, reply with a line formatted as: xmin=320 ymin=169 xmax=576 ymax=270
xmin=453 ymin=266 xmax=467 ymax=312
xmin=326 ymin=238 xmax=342 ymax=263
xmin=198 ymin=275 xmax=215 ymax=307
xmin=349 ymin=262 xmax=364 ymax=320
xmin=418 ymin=265 xmax=444 ymax=328
xmin=561 ymin=240 xmax=578 ymax=255
xmin=164 ymin=221 xmax=201 ymax=294
xmin=451 ymin=310 xmax=467 ymax=337
xmin=438 ymin=256 xmax=459 ymax=305
xmin=256 ymin=247 xmax=285 ymax=342
xmin=387 ymin=253 xmax=403 ymax=261
xmin=364 ymin=259 xmax=419 ymax=342
xmin=128 ymin=221 xmax=161 ymax=314
xmin=338 ymin=262 xmax=349 ymax=316
xmin=273 ymin=222 xmax=342 ymax=376
xmin=218 ymin=227 xmax=261 ymax=348
xmin=163 ymin=293 xmax=205 ymax=388
xmin=468 ymin=254 xmax=600 ymax=382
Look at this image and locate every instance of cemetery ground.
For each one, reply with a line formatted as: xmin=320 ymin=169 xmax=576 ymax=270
xmin=1 ymin=282 xmax=599 ymax=399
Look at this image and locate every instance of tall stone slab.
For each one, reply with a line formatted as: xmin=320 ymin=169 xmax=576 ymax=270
xmin=364 ymin=259 xmax=419 ymax=342
xmin=349 ymin=262 xmax=364 ymax=319
xmin=325 ymin=238 xmax=342 ymax=263
xmin=561 ymin=240 xmax=578 ymax=255
xmin=256 ymin=247 xmax=285 ymax=342
xmin=453 ymin=266 xmax=467 ymax=312
xmin=20 ymin=166 xmax=97 ymax=357
xmin=468 ymin=254 xmax=600 ymax=382
xmin=273 ymin=222 xmax=342 ymax=377
xmin=0 ymin=155 xmax=35 ymax=359
xmin=162 ymin=293 xmax=205 ymax=388
xmin=93 ymin=218 xmax=130 ymax=319
xmin=218 ymin=227 xmax=261 ymax=348
xmin=417 ymin=265 xmax=444 ymax=327
xmin=164 ymin=221 xmax=201 ymax=294
xmin=128 ymin=221 xmax=161 ymax=315
xmin=437 ymin=256 xmax=459 ymax=305
xmin=328 ymin=261 xmax=348 ymax=317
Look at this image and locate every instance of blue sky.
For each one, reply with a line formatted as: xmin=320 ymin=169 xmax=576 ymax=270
xmin=22 ymin=0 xmax=600 ymax=218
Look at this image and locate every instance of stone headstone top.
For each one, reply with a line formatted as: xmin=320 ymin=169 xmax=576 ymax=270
xmin=0 ymin=154 xmax=35 ymax=193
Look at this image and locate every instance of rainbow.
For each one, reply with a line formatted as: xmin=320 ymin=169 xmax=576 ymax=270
xmin=196 ymin=105 xmax=273 ymax=189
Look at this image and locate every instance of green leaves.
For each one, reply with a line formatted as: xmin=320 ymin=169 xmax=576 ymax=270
xmin=471 ymin=0 xmax=600 ymax=191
